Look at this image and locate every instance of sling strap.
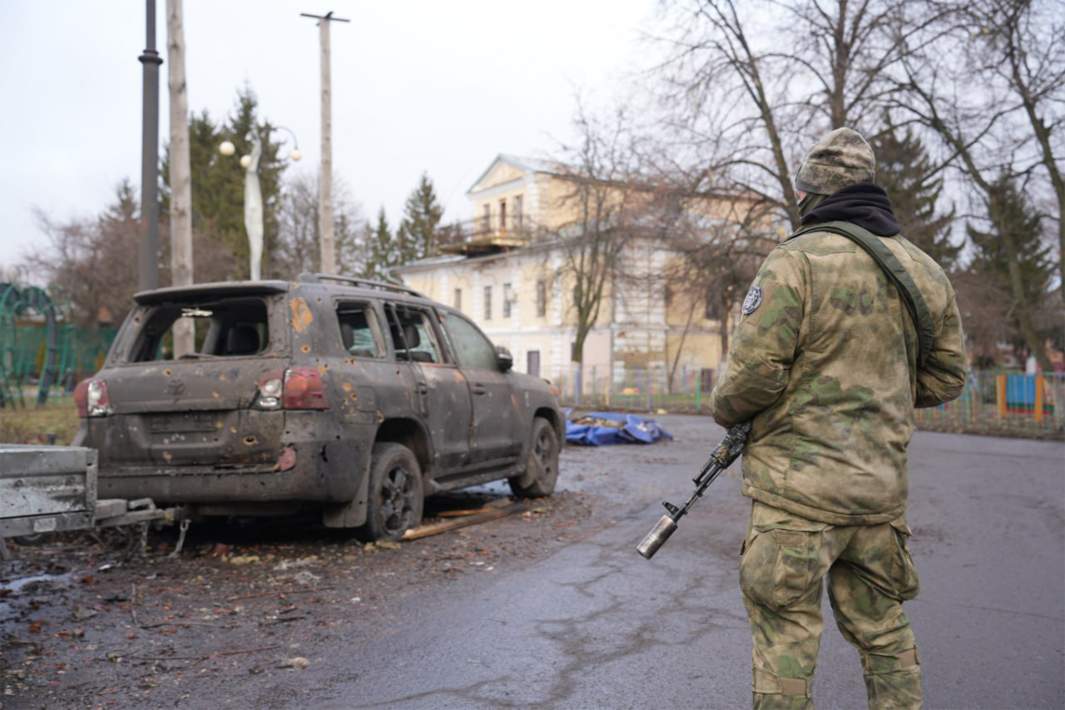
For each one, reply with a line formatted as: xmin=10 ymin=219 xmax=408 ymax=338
xmin=789 ymin=220 xmax=934 ymax=368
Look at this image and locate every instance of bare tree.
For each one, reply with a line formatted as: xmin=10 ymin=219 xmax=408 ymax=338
xmin=888 ymin=0 xmax=1060 ymax=369
xmin=663 ymin=195 xmax=778 ymax=374
xmin=551 ymin=105 xmax=642 ymax=370
xmin=957 ymin=0 xmax=1064 ymax=300
xmin=658 ymin=0 xmax=802 ymax=227
xmin=656 ymin=0 xmax=928 ymax=229
xmin=25 ymin=182 xmax=141 ymax=328
xmin=274 ymin=172 xmax=366 ymax=278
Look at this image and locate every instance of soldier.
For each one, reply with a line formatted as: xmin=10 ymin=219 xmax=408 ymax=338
xmin=709 ymin=127 xmax=968 ymax=709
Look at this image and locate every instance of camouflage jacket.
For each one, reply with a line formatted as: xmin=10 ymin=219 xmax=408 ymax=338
xmin=709 ymin=228 xmax=967 ymax=525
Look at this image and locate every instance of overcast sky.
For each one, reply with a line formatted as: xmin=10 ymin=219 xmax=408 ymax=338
xmin=0 ymin=0 xmax=656 ymax=268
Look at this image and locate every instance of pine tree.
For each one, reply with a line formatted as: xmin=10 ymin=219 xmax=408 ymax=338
xmin=966 ymin=175 xmax=1055 ymax=356
xmin=334 ymin=208 xmax=365 ymax=278
xmin=968 ymin=176 xmax=1053 ymax=297
xmin=100 ymin=178 xmax=139 ymax=226
xmin=160 ymin=86 xmax=288 ymax=281
xmin=396 ymin=172 xmax=443 ymax=263
xmin=872 ymin=118 xmax=960 ymax=270
xmin=363 ymin=207 xmax=399 ymax=280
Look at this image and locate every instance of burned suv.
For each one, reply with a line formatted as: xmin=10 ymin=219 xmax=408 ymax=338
xmin=74 ymin=274 xmax=563 ymax=540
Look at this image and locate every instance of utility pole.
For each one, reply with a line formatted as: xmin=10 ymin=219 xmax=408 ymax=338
xmin=166 ymin=0 xmax=194 ymax=355
xmin=300 ymin=11 xmax=349 ymax=274
xmin=138 ymin=0 xmax=163 ymax=292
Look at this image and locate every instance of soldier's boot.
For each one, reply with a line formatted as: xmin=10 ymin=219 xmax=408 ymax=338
xmin=860 ymin=647 xmax=922 ymax=710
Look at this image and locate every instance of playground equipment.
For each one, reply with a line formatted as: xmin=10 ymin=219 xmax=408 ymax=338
xmin=0 ymin=283 xmax=117 ymax=409
xmin=0 ymin=282 xmax=59 ymax=408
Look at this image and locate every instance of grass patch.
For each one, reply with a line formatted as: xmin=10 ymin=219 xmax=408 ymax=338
xmin=0 ymin=397 xmax=80 ymax=445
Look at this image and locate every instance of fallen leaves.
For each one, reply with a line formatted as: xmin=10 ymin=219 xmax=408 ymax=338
xmin=226 ymin=555 xmax=261 ymax=566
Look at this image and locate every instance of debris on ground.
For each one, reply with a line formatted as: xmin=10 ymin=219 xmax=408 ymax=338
xmin=280 ymin=656 xmax=310 ymax=671
xmin=402 ymin=500 xmax=525 ymax=541
xmin=564 ymin=411 xmax=674 ymax=446
xmin=0 ymin=488 xmax=598 ymax=709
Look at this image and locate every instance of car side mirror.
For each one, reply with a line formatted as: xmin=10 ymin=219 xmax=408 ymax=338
xmin=496 ymin=346 xmax=513 ymax=373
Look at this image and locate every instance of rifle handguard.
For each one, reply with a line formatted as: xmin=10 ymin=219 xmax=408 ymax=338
xmin=635 ymin=421 xmax=750 ymax=560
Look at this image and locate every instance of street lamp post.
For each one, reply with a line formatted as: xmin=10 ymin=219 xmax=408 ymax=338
xmin=137 ymin=0 xmax=163 ymax=292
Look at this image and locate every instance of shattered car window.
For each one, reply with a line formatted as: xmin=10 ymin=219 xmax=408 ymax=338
xmin=129 ymin=297 xmax=270 ymax=362
xmin=385 ymin=305 xmax=442 ymax=364
xmin=337 ymin=304 xmax=383 ymax=358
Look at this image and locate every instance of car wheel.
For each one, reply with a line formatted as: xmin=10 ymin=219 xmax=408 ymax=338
xmin=509 ymin=417 xmax=559 ymax=498
xmin=364 ymin=442 xmax=424 ymax=541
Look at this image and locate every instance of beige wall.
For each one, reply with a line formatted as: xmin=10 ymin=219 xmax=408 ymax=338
xmin=398 ymin=240 xmax=728 ymax=386
xmin=397 ymin=155 xmax=742 ymax=389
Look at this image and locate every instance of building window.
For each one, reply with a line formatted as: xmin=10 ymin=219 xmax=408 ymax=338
xmin=536 ymin=279 xmax=547 ymax=317
xmin=484 ymin=285 xmax=493 ymax=320
xmin=705 ymin=290 xmax=722 ymax=320
xmin=481 ymin=203 xmax=491 ymax=233
xmin=526 ymin=350 xmax=541 ymax=377
xmin=514 ymin=194 xmax=524 ymax=229
xmin=499 ymin=199 xmax=507 ymax=231
xmin=503 ymin=283 xmax=513 ymax=318
xmin=454 ymin=288 xmax=462 ymax=311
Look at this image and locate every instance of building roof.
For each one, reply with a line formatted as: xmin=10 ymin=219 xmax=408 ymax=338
xmin=466 ymin=153 xmax=566 ymax=194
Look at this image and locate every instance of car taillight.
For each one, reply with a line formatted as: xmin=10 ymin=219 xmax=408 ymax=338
xmin=283 ymin=367 xmax=329 ymax=410
xmin=74 ymin=378 xmax=111 ymax=417
xmin=254 ymin=368 xmax=328 ymax=410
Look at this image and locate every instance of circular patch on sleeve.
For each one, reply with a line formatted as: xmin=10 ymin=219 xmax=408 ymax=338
xmin=742 ymin=285 xmax=763 ymax=315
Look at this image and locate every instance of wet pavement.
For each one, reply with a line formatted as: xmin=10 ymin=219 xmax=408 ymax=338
xmin=301 ymin=416 xmax=1065 ymax=709
xmin=3 ymin=415 xmax=1064 ymax=708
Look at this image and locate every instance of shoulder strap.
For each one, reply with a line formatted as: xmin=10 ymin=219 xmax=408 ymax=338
xmin=789 ymin=220 xmax=934 ymax=368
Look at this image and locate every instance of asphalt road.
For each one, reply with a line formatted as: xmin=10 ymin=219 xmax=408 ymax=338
xmin=271 ymin=416 xmax=1063 ymax=709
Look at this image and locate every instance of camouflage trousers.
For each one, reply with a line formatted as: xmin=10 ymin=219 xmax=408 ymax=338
xmin=740 ymin=501 xmax=922 ymax=710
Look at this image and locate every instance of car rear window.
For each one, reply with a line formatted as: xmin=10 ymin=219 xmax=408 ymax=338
xmin=128 ymin=297 xmax=270 ymax=362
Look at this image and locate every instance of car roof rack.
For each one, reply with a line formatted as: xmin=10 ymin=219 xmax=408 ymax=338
xmin=297 ymin=272 xmax=425 ymax=298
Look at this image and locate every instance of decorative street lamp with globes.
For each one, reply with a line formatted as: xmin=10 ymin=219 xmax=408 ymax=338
xmin=217 ymin=127 xmax=301 ymax=280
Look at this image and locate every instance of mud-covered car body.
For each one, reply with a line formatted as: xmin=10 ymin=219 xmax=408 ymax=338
xmin=74 ymin=274 xmax=562 ymax=531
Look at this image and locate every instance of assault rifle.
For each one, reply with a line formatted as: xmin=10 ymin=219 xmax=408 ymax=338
xmin=636 ymin=422 xmax=751 ymax=560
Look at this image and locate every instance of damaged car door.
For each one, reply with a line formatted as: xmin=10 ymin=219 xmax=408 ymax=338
xmin=382 ymin=302 xmax=473 ymax=475
xmin=440 ymin=311 xmax=520 ymax=467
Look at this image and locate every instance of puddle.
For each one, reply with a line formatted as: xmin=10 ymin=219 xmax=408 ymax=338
xmin=1 ymin=571 xmax=74 ymax=595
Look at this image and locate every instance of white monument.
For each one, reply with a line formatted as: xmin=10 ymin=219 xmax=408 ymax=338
xmin=242 ymin=131 xmax=264 ymax=281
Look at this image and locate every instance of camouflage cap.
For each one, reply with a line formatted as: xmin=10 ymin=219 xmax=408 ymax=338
xmin=795 ymin=127 xmax=875 ymax=195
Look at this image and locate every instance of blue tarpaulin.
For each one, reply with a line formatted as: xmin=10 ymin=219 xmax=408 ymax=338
xmin=564 ymin=410 xmax=673 ymax=446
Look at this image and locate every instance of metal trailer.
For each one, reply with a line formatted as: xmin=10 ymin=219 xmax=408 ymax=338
xmin=0 ymin=444 xmax=185 ymax=546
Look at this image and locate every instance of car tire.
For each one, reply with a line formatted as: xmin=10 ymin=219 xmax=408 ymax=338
xmin=364 ymin=442 xmax=424 ymax=542
xmin=509 ymin=417 xmax=559 ymax=498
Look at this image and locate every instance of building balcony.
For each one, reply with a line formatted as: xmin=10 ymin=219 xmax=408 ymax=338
xmin=438 ymin=216 xmax=545 ymax=256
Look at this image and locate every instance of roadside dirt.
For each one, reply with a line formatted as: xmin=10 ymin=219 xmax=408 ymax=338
xmin=0 ymin=487 xmax=600 ymax=709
